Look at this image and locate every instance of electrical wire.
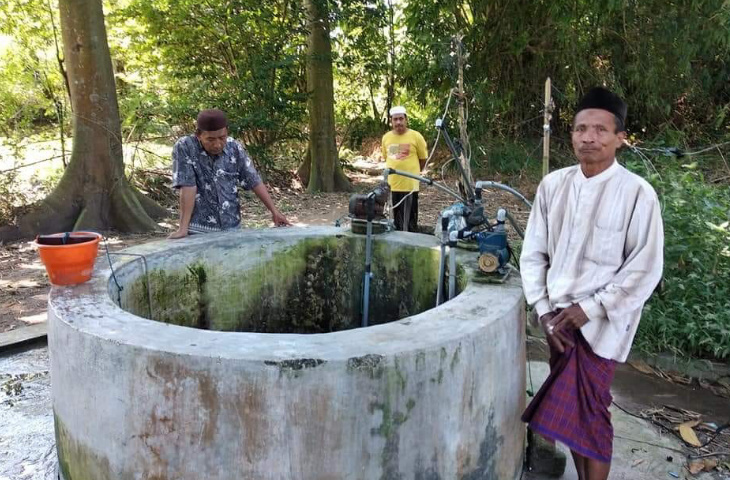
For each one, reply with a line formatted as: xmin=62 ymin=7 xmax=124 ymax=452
xmin=522 ymin=139 xmax=544 ymax=171
xmin=390 ymin=191 xmax=414 ymax=213
xmin=440 ymin=157 xmax=455 ymax=183
xmin=627 ymin=144 xmax=661 ymax=178
xmin=422 ymin=89 xmax=455 ymax=172
xmin=612 ymin=435 xmax=686 ymax=455
xmin=550 ymin=83 xmax=568 ymax=100
xmin=612 ymin=401 xmax=730 ymax=450
xmin=634 ymin=140 xmax=730 ymax=157
xmin=102 ymin=235 xmax=123 ymax=306
xmin=526 ymin=345 xmax=534 ymax=397
xmin=681 ymin=141 xmax=730 ymax=155
xmin=514 ymin=113 xmax=547 ymax=129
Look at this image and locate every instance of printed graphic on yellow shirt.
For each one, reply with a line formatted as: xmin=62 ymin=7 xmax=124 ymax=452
xmin=387 ymin=144 xmax=411 ymax=161
xmin=381 ymin=129 xmax=427 ymax=192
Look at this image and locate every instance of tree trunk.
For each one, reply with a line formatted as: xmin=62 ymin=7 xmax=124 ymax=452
xmin=303 ymin=0 xmax=350 ymax=192
xmin=296 ymin=146 xmax=312 ymax=187
xmin=0 ymin=0 xmax=163 ymax=241
xmin=385 ymin=0 xmax=396 ymax=118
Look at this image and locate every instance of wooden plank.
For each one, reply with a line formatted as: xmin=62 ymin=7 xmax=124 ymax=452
xmin=542 ymin=77 xmax=552 ymax=177
xmin=0 ymin=322 xmax=47 ymax=352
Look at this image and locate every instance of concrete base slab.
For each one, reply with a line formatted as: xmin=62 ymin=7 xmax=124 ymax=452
xmin=2 ymin=346 xmax=728 ymax=480
xmin=0 ymin=346 xmax=56 ymax=480
xmin=523 ymin=361 xmax=720 ymax=480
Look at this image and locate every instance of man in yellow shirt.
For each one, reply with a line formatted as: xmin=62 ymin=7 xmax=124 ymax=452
xmin=381 ymin=106 xmax=428 ymax=231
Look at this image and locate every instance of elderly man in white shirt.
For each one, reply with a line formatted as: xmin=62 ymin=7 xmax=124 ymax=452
xmin=520 ymin=87 xmax=664 ymax=480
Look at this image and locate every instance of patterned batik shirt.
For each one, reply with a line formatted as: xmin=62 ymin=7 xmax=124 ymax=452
xmin=172 ymin=135 xmax=262 ymax=232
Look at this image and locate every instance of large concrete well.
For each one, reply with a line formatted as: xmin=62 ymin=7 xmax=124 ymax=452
xmin=48 ymin=226 xmax=526 ymax=480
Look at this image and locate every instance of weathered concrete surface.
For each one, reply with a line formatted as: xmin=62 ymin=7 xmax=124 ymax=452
xmin=524 ymin=362 xmax=720 ymax=480
xmin=118 ymin=233 xmax=455 ymax=333
xmin=0 ymin=345 xmax=57 ymax=480
xmin=49 ymin=227 xmax=526 ymax=480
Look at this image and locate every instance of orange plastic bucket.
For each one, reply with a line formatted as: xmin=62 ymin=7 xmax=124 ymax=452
xmin=34 ymin=232 xmax=102 ymax=285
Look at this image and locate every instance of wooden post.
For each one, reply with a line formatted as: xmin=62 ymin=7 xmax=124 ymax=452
xmin=455 ymin=34 xmax=474 ymax=191
xmin=542 ymin=77 xmax=552 ymax=178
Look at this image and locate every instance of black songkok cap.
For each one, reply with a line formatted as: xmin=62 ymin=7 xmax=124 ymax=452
xmin=196 ymin=109 xmax=228 ymax=132
xmin=576 ymin=87 xmax=627 ymax=131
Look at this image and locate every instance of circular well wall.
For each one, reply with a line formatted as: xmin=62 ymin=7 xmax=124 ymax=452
xmin=119 ymin=234 xmax=465 ymax=333
xmin=50 ymin=227 xmax=526 ymax=480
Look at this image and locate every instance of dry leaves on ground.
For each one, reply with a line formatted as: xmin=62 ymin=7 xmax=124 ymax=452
xmin=628 ymin=360 xmax=730 ymax=398
xmin=638 ymin=405 xmax=730 ymax=475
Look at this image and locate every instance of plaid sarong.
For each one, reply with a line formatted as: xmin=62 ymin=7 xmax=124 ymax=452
xmin=522 ymin=329 xmax=617 ymax=463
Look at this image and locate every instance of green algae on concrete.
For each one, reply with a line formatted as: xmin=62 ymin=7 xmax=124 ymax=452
xmin=123 ymin=236 xmax=461 ymax=334
xmin=123 ymin=264 xmax=205 ymax=328
xmin=55 ymin=415 xmax=116 ymax=480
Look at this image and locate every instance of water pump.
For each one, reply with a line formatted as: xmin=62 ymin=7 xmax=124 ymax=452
xmin=347 ymin=182 xmax=390 ymax=235
xmin=474 ymin=209 xmax=510 ymax=275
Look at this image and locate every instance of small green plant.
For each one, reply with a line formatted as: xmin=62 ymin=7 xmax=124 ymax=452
xmin=343 ymin=117 xmax=387 ymax=151
xmin=470 ymin=137 xmax=552 ymax=180
xmin=0 ymin=168 xmax=25 ymax=226
xmin=628 ymin=160 xmax=730 ymax=360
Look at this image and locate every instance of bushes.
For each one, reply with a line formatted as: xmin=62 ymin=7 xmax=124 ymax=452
xmin=626 ymin=159 xmax=730 ymax=360
xmin=342 ymin=117 xmax=387 ymax=151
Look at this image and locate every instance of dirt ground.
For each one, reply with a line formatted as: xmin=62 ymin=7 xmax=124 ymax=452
xmin=0 ymin=158 xmax=536 ymax=333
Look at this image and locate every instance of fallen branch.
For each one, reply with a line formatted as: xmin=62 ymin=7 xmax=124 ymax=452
xmin=0 ymin=156 xmax=64 ymax=174
xmin=134 ymin=168 xmax=171 ymax=178
xmin=689 ymin=451 xmax=730 ymax=459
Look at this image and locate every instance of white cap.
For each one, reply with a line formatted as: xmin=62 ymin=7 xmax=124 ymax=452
xmin=389 ymin=106 xmax=407 ymax=116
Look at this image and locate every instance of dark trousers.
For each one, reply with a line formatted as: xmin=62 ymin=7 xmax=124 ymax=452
xmin=392 ymin=191 xmax=418 ymax=232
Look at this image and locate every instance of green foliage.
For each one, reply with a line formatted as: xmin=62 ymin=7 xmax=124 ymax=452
xmin=333 ymin=0 xmax=392 ymax=122
xmin=0 ymin=168 xmax=24 ymax=225
xmin=0 ymin=0 xmax=67 ymax=137
xmin=4 ymin=0 xmax=727 ymax=164
xmin=472 ymin=138 xmax=544 ymax=179
xmin=115 ymin=0 xmax=309 ymax=166
xmin=0 ymin=47 xmax=50 ymax=135
xmin=399 ymin=0 xmax=730 ymax=143
xmin=626 ymin=159 xmax=730 ymax=360
xmin=343 ymin=116 xmax=387 ymax=150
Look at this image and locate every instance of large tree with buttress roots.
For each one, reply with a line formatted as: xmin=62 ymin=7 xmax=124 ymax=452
xmin=0 ymin=0 xmax=165 ymax=241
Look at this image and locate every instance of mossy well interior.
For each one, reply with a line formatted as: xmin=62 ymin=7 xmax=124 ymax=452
xmin=117 ymin=236 xmax=465 ymax=334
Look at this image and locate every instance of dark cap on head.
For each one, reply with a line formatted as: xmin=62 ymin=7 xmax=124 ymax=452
xmin=196 ymin=109 xmax=228 ymax=132
xmin=576 ymin=87 xmax=627 ymax=131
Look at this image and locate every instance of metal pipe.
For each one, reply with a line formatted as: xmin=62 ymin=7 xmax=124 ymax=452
xmin=474 ymin=180 xmax=533 ymax=209
xmin=448 ymin=242 xmax=457 ymax=300
xmin=436 ymin=243 xmax=446 ymax=306
xmin=362 ymin=195 xmax=375 ymax=327
xmin=438 ymin=123 xmax=475 ymax=201
xmin=362 ymin=220 xmax=372 ymax=327
xmin=383 ymin=168 xmax=464 ymax=203
xmin=436 ymin=216 xmax=449 ymax=306
xmin=383 ymin=169 xmax=392 ymax=223
xmin=447 ymin=230 xmax=460 ymax=300
xmin=505 ymin=210 xmax=525 ymax=239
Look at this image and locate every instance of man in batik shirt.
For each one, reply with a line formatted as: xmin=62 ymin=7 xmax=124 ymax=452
xmin=169 ymin=109 xmax=290 ymax=238
xmin=520 ymin=87 xmax=664 ymax=480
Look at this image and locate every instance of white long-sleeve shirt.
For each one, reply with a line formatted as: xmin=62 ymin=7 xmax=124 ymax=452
xmin=520 ymin=160 xmax=664 ymax=362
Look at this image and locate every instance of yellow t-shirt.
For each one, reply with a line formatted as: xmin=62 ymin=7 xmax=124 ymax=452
xmin=381 ymin=129 xmax=428 ymax=192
